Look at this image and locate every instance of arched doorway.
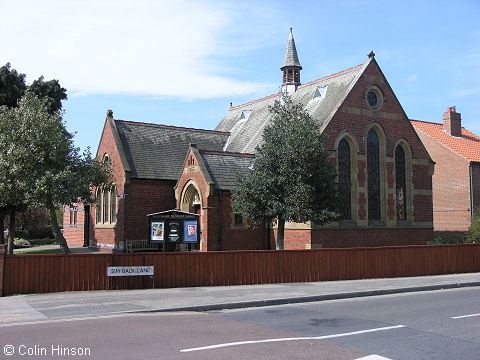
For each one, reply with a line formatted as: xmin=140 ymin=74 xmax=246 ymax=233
xmin=180 ymin=181 xmax=203 ymax=250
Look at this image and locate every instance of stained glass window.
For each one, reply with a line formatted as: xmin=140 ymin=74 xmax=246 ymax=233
xmin=395 ymin=146 xmax=407 ymax=220
xmin=111 ymin=186 xmax=117 ymax=223
xmin=367 ymin=129 xmax=381 ymax=220
xmin=338 ymin=139 xmax=351 ymax=219
xmin=103 ymin=189 xmax=109 ymax=223
xmin=367 ymin=91 xmax=378 ymax=107
xmin=96 ymin=189 xmax=102 ymax=224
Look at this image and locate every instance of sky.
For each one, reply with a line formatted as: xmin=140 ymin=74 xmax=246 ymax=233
xmin=1 ymin=0 xmax=479 ymax=153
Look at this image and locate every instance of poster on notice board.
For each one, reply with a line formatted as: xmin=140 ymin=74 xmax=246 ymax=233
xmin=184 ymin=220 xmax=198 ymax=243
xmin=151 ymin=222 xmax=165 ymax=242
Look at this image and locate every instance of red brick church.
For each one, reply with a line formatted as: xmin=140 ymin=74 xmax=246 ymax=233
xmin=64 ymin=28 xmax=434 ymax=251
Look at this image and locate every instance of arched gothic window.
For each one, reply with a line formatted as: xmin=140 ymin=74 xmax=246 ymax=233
xmin=96 ymin=189 xmax=102 ymax=224
xmin=95 ymin=186 xmax=117 ymax=225
xmin=395 ymin=145 xmax=407 ymax=220
xmin=111 ymin=186 xmax=117 ymax=223
xmin=367 ymin=129 xmax=381 ymax=220
xmin=338 ymin=139 xmax=351 ymax=219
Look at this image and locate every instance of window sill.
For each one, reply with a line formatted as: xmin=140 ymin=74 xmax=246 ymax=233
xmin=95 ymin=223 xmax=117 ymax=229
xmin=231 ymin=224 xmax=249 ymax=230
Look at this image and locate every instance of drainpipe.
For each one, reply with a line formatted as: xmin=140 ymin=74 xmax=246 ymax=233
xmin=218 ymin=190 xmax=223 ymax=251
xmin=470 ymin=163 xmax=474 ymax=219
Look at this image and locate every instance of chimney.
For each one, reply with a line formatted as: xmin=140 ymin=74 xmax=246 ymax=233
xmin=443 ymin=106 xmax=462 ymax=137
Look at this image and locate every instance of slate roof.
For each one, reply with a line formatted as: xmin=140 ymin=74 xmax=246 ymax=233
xmin=199 ymin=150 xmax=255 ymax=190
xmin=114 ymin=120 xmax=230 ymax=180
xmin=410 ymin=119 xmax=480 ymax=162
xmin=281 ymin=27 xmax=302 ymax=69
xmin=215 ymin=62 xmax=367 ymax=154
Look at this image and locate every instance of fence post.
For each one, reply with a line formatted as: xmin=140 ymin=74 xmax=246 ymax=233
xmin=0 ymin=244 xmax=6 ymax=297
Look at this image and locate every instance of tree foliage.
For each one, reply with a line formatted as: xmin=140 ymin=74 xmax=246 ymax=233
xmin=0 ymin=63 xmax=26 ymax=108
xmin=232 ymin=97 xmax=341 ymax=249
xmin=29 ymin=76 xmax=67 ymax=115
xmin=0 ymin=92 xmax=112 ymax=253
xmin=463 ymin=208 xmax=480 ymax=244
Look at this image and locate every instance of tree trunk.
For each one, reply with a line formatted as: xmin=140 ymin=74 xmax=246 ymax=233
xmin=7 ymin=209 xmax=15 ymax=255
xmin=48 ymin=205 xmax=69 ymax=254
xmin=276 ymin=218 xmax=285 ymax=250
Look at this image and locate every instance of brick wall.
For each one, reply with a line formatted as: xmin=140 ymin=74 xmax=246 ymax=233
xmin=312 ymin=228 xmax=432 ymax=248
xmin=413 ymin=128 xmax=471 ymax=234
xmin=63 ymin=204 xmax=85 ymax=246
xmin=323 ymin=59 xmax=433 ymax=228
xmin=472 ymin=163 xmax=480 ymax=211
xmin=124 ymin=179 xmax=177 ymax=241
xmin=331 ymin=60 xmax=429 ymax=158
xmin=89 ymin=118 xmax=127 ymax=250
xmin=211 ymin=192 xmax=267 ymax=251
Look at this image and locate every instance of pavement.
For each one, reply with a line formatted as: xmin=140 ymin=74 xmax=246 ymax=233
xmin=1 ymin=272 xmax=479 ymax=326
xmin=13 ymin=244 xmax=101 ymax=254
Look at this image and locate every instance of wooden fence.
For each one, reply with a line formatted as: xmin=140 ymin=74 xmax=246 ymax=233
xmin=2 ymin=244 xmax=480 ymax=296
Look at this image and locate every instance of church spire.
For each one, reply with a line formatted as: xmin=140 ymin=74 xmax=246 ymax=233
xmin=281 ymin=27 xmax=302 ymax=97
xmin=281 ymin=26 xmax=302 ymax=86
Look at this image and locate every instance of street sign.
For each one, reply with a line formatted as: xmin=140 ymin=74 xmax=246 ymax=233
xmin=107 ymin=266 xmax=154 ymax=277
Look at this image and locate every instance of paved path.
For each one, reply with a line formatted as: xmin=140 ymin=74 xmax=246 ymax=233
xmin=1 ymin=272 xmax=479 ymax=325
xmin=13 ymin=244 xmax=100 ymax=254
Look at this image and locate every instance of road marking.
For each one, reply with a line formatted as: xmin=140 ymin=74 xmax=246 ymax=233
xmin=180 ymin=324 xmax=405 ymax=352
xmin=451 ymin=313 xmax=480 ymax=319
xmin=355 ymin=356 xmax=393 ymax=360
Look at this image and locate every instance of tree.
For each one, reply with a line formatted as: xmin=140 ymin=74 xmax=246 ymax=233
xmin=0 ymin=92 xmax=112 ymax=254
xmin=0 ymin=63 xmax=26 ymax=108
xmin=0 ymin=63 xmax=28 ymax=248
xmin=232 ymin=97 xmax=341 ymax=249
xmin=29 ymin=76 xmax=67 ymax=115
xmin=0 ymin=105 xmax=30 ymax=253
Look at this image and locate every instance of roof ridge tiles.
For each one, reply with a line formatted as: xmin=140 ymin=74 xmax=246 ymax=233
xmin=230 ymin=93 xmax=280 ymax=111
xmin=199 ymin=149 xmax=255 ymax=158
xmin=298 ymin=63 xmax=365 ymax=89
xmin=115 ymin=119 xmax=230 ymax=135
xmin=228 ymin=63 xmax=364 ymax=111
xmin=409 ymin=119 xmax=442 ymax=125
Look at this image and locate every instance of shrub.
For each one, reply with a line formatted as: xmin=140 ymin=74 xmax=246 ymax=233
xmin=13 ymin=208 xmax=54 ymax=240
xmin=462 ymin=208 xmax=480 ymax=243
xmin=13 ymin=238 xmax=31 ymax=248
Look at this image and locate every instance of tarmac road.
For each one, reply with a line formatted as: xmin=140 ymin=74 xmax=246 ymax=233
xmin=1 ymin=287 xmax=479 ymax=359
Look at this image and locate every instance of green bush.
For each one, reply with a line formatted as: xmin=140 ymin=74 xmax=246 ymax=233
xmin=13 ymin=208 xmax=54 ymax=240
xmin=13 ymin=238 xmax=31 ymax=248
xmin=29 ymin=238 xmax=57 ymax=246
xmin=462 ymin=208 xmax=480 ymax=243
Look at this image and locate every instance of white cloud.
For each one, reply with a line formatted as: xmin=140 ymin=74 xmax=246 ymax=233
xmin=0 ymin=0 xmax=277 ymax=98
xmin=404 ymin=74 xmax=418 ymax=83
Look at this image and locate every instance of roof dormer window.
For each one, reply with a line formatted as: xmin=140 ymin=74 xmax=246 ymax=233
xmin=240 ymin=110 xmax=252 ymax=120
xmin=313 ymin=85 xmax=327 ymax=100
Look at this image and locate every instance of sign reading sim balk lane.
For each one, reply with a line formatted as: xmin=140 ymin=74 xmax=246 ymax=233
xmin=107 ymin=266 xmax=154 ymax=277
